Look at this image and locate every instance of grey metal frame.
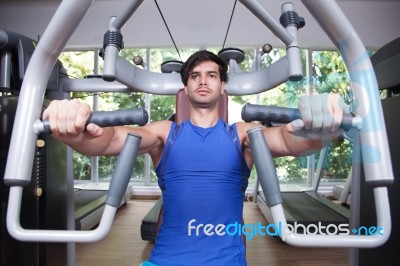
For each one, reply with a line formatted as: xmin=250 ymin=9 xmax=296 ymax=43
xmin=3 ymin=0 xmax=393 ymax=248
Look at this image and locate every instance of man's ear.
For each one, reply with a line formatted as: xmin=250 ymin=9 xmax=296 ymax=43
xmin=221 ymin=82 xmax=226 ymax=94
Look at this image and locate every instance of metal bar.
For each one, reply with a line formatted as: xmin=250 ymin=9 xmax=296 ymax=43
xmin=4 ymin=0 xmax=93 ymax=185
xmin=112 ymin=0 xmax=145 ymax=31
xmin=7 ymin=186 xmax=117 ymax=242
xmin=239 ymin=0 xmax=294 ymax=46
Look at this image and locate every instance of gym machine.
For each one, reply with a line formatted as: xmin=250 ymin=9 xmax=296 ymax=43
xmin=0 ymin=29 xmax=69 ymax=266
xmin=2 ymin=1 xmax=394 ymax=266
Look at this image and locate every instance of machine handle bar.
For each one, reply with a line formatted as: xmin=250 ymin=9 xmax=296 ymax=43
xmin=39 ymin=107 xmax=148 ymax=134
xmin=241 ymin=103 xmax=358 ymax=131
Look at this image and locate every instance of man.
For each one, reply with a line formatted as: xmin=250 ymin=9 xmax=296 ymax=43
xmin=43 ymin=50 xmax=346 ymax=265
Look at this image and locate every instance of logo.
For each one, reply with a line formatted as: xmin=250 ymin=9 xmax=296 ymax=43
xmin=187 ymin=219 xmax=384 ymax=241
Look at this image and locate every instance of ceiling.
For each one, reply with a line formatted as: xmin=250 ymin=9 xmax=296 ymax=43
xmin=1 ymin=0 xmax=400 ymax=51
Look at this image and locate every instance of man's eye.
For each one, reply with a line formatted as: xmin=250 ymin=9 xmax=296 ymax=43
xmin=209 ymin=74 xmax=216 ymax=79
xmin=191 ymin=74 xmax=198 ymax=80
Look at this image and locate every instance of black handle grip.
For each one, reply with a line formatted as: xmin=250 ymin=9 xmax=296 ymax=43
xmin=241 ymin=103 xmax=353 ymax=131
xmin=42 ymin=107 xmax=148 ymax=134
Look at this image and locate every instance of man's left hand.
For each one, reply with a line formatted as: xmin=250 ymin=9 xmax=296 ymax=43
xmin=286 ymin=93 xmax=350 ymax=141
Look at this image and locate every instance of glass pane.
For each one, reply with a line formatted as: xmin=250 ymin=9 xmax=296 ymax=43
xmin=59 ymin=50 xmax=95 ymax=78
xmin=258 ymin=49 xmax=309 ymax=185
xmin=59 ymin=51 xmax=96 ymax=182
xmin=312 ymin=50 xmax=353 ymax=183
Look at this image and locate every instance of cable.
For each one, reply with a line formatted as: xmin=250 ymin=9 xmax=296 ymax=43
xmin=154 ymin=0 xmax=182 ymax=61
xmin=222 ymin=0 xmax=238 ymax=50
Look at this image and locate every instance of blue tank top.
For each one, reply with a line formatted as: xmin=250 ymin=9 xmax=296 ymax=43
xmin=150 ymin=119 xmax=251 ymax=266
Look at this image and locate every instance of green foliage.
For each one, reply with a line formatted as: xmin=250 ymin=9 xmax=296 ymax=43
xmin=150 ymin=95 xmax=176 ymax=121
xmin=312 ymin=50 xmax=350 ymax=95
xmin=72 ymin=151 xmax=91 ymax=180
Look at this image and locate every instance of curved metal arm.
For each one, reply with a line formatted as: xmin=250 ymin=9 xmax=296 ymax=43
xmin=7 ymin=186 xmax=117 ymax=242
xmin=302 ymin=0 xmax=393 ymax=186
xmin=7 ymin=133 xmax=141 ymax=242
xmin=4 ymin=0 xmax=93 ymax=185
xmin=65 ymin=0 xmax=303 ymax=95
xmin=248 ymin=0 xmax=393 ymax=249
xmin=64 ymin=55 xmax=292 ymax=95
xmin=249 ymin=124 xmax=392 ymax=248
xmin=3 ymin=0 xmax=142 ymax=243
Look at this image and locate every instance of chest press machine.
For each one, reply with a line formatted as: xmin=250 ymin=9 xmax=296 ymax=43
xmin=2 ymin=1 xmax=394 ymax=266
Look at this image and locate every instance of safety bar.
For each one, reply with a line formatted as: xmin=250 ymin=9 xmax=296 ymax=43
xmin=7 ymin=133 xmax=141 ymax=242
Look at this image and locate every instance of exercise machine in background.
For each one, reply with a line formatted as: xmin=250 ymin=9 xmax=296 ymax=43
xmin=0 ymin=29 xmax=70 ymax=266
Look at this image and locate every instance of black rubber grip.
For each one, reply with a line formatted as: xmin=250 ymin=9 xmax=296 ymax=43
xmin=43 ymin=107 xmax=148 ymax=134
xmin=241 ymin=103 xmax=353 ymax=131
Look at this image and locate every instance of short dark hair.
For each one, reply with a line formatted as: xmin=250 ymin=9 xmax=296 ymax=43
xmin=180 ymin=50 xmax=228 ymax=86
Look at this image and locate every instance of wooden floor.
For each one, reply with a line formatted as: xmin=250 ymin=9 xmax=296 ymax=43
xmin=76 ymin=200 xmax=347 ymax=266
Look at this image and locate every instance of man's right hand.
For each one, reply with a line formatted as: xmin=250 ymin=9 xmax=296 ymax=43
xmin=42 ymin=99 xmax=103 ymax=139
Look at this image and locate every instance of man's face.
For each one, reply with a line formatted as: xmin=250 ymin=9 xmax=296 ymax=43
xmin=184 ymin=61 xmax=225 ymax=109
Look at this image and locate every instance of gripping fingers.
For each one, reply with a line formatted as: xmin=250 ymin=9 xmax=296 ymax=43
xmin=42 ymin=100 xmax=64 ymax=135
xmin=63 ymin=99 xmax=91 ymax=135
xmin=322 ymin=94 xmax=334 ymax=133
xmin=299 ymin=93 xmax=347 ymax=133
xmin=298 ymin=96 xmax=313 ymax=130
xmin=309 ymin=94 xmax=325 ymax=131
xmin=329 ymin=94 xmax=346 ymax=132
xmin=42 ymin=99 xmax=91 ymax=136
xmin=299 ymin=94 xmax=326 ymax=131
xmin=72 ymin=101 xmax=91 ymax=134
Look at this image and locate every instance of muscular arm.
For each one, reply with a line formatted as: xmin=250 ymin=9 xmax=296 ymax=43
xmin=238 ymin=93 xmax=347 ymax=166
xmin=61 ymin=122 xmax=170 ymax=157
xmin=42 ymin=99 xmax=170 ymax=165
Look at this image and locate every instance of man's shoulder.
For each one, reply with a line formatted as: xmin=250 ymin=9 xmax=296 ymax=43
xmin=233 ymin=121 xmax=254 ymax=132
xmin=232 ymin=121 xmax=263 ymax=142
xmin=148 ymin=120 xmax=173 ymax=129
xmin=142 ymin=120 xmax=173 ymax=139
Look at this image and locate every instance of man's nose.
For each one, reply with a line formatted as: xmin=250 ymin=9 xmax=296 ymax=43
xmin=200 ymin=75 xmax=207 ymax=85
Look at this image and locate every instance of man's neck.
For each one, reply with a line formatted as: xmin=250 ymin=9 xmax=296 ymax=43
xmin=189 ymin=108 xmax=220 ymax=128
